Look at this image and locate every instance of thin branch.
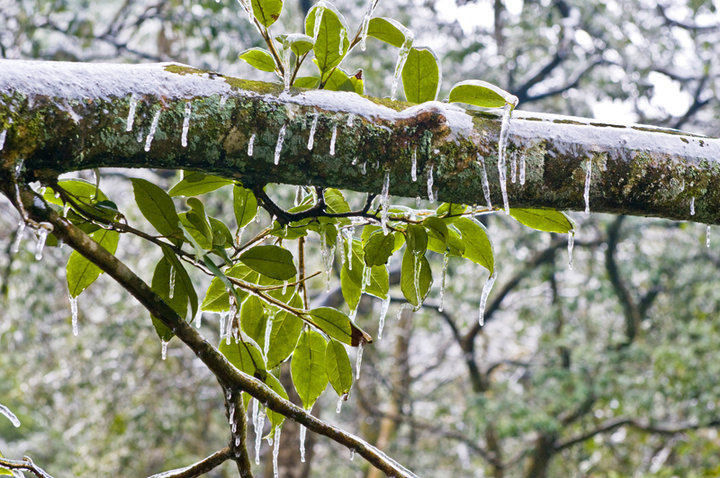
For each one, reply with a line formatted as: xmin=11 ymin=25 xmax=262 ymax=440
xmin=0 ymin=455 xmax=53 ymax=478
xmin=147 ymin=448 xmax=233 ymax=478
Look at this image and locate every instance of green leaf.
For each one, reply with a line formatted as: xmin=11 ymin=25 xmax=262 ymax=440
xmin=367 ymin=17 xmax=410 ymax=48
xmin=238 ymin=48 xmax=277 ymax=72
xmin=365 ymin=264 xmax=389 ymax=300
xmin=423 ymin=216 xmax=448 ymax=247
xmin=325 ymin=340 xmax=352 ymax=396
xmin=436 ymin=202 xmax=468 ymax=217
xmin=44 ymin=179 xmax=109 ymax=205
xmin=266 ymin=309 xmax=303 ymax=369
xmin=240 ymin=245 xmax=297 ymax=280
xmin=291 ymin=330 xmax=328 ymax=409
xmin=150 ymin=255 xmax=190 ymax=341
xmin=305 ymin=3 xmax=349 ymax=77
xmin=168 ymin=172 xmax=232 ymax=197
xmin=179 ymin=212 xmax=212 ymax=250
xmin=324 ymin=188 xmax=351 ymax=213
xmin=400 ymin=249 xmax=433 ymax=307
xmin=251 ymin=0 xmax=283 ymax=27
xmin=452 ymin=217 xmax=494 ymax=273
xmin=130 ymin=178 xmax=181 ymax=238
xmin=363 ymin=231 xmax=395 ymax=266
xmin=405 ymin=223 xmax=428 ymax=254
xmin=263 ymin=372 xmax=289 ymax=430
xmin=309 ymin=307 xmax=372 ymax=346
xmin=160 ymin=243 xmax=198 ymax=319
xmin=509 ymin=208 xmax=575 ymax=234
xmin=233 ymin=185 xmax=258 ymax=229
xmin=401 ymin=47 xmax=440 ymax=103
xmin=219 ymin=337 xmax=266 ymax=375
xmin=66 ymin=229 xmax=119 ymax=297
xmin=293 ymin=76 xmax=320 ymax=89
xmin=323 ymin=68 xmax=357 ymax=92
xmin=340 ymin=239 xmax=363 ymax=310
xmin=282 ymin=33 xmax=314 ymax=56
xmin=427 ymin=223 xmax=464 ymax=256
xmin=209 ymin=216 xmax=234 ymax=248
xmin=240 ymin=296 xmax=267 ymax=349
xmin=200 ymin=264 xmax=256 ymax=312
xmin=448 ymin=79 xmax=519 ymax=109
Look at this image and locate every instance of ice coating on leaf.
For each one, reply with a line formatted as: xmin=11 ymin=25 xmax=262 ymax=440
xmin=497 ymin=104 xmax=513 ymax=214
xmin=439 ymin=252 xmax=448 ymax=312
xmin=181 ymin=102 xmax=191 ymax=147
xmin=380 ymin=169 xmax=391 ymax=234
xmin=161 ymin=339 xmax=168 ymax=360
xmin=272 ymin=426 xmax=282 ymax=478
xmin=329 ymin=120 xmax=338 ymax=156
xmin=126 ymin=97 xmax=138 ymax=132
xmin=411 ymin=147 xmax=417 ymax=182
xmin=168 ymin=265 xmax=176 ymax=299
xmin=307 ymin=113 xmax=319 ymax=150
xmin=584 ymin=157 xmax=592 ymax=215
xmin=144 ymin=109 xmax=162 ymax=152
xmin=299 ymin=424 xmax=307 ymax=462
xmin=378 ymin=295 xmax=391 ymax=339
xmin=282 ymin=280 xmax=288 ymax=294
xmin=426 ymin=164 xmax=435 ymax=202
xmin=312 ymin=4 xmax=325 ymax=40
xmin=478 ymin=270 xmax=497 ymax=326
xmin=690 ymin=196 xmax=696 ymax=215
xmin=567 ymin=231 xmax=575 ymax=270
xmin=248 ymin=133 xmax=255 ymax=156
xmin=35 ymin=226 xmax=50 ymax=260
xmin=338 ymin=27 xmax=346 ymax=55
xmin=0 ymin=129 xmax=6 ymax=150
xmin=342 ymin=227 xmax=354 ymax=270
xmin=12 ymin=221 xmax=25 ymax=254
xmin=282 ymin=46 xmax=292 ymax=92
xmin=0 ymin=403 xmax=21 ymax=428
xmin=274 ymin=123 xmax=288 ymax=165
xmin=477 ymin=154 xmax=492 ymax=209
xmin=707 ymin=225 xmax=711 ymax=248
xmin=390 ymin=35 xmax=413 ymax=101
xmin=355 ymin=343 xmax=364 ymax=380
xmin=70 ymin=295 xmax=79 ymax=336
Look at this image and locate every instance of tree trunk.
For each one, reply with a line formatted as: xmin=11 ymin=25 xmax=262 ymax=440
xmin=1 ymin=60 xmax=719 ymax=225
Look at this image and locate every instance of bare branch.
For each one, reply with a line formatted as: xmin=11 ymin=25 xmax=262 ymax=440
xmin=147 ymin=447 xmax=233 ymax=478
xmin=0 ymin=455 xmax=53 ymax=478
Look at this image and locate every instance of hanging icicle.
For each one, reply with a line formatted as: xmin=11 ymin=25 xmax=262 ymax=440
xmin=12 ymin=221 xmax=25 ymax=254
xmin=34 ymin=225 xmax=51 ymax=260
xmin=378 ymin=295 xmax=391 ymax=339
xmin=69 ymin=295 xmax=79 ymax=336
xmin=478 ymin=271 xmax=497 ymax=326
xmin=497 ymin=104 xmax=513 ymax=214
xmin=307 ymin=113 xmax=319 ymax=150
xmin=706 ymin=225 xmax=711 ymax=248
xmin=161 ymin=339 xmax=168 ymax=360
xmin=355 ymin=343 xmax=364 ymax=380
xmin=427 ymin=164 xmax=435 ymax=202
xmin=272 ymin=426 xmax=282 ymax=478
xmin=439 ymin=252 xmax=449 ymax=312
xmin=126 ymin=97 xmax=137 ymax=132
xmin=583 ymin=157 xmax=592 ymax=215
xmin=690 ymin=196 xmax=696 ymax=216
xmin=274 ymin=123 xmax=288 ymax=165
xmin=411 ymin=147 xmax=417 ymax=182
xmin=477 ymin=154 xmax=492 ymax=209
xmin=390 ymin=34 xmax=414 ymax=101
xmin=299 ymin=424 xmax=307 ymax=462
xmin=144 ymin=109 xmax=162 ymax=152
xmin=248 ymin=133 xmax=256 ymax=156
xmin=181 ymin=102 xmax=191 ymax=148
xmin=380 ymin=169 xmax=391 ymax=234
xmin=567 ymin=231 xmax=575 ymax=270
xmin=329 ymin=120 xmax=338 ymax=156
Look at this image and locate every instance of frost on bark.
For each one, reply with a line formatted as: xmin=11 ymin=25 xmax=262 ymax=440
xmin=1 ymin=59 xmax=719 ymax=224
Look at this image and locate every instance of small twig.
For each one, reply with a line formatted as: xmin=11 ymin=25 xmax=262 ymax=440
xmin=0 ymin=455 xmax=53 ymax=478
xmin=146 ymin=447 xmax=233 ymax=478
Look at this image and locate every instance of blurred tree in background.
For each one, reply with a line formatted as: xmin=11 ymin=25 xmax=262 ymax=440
xmin=1 ymin=0 xmax=719 ymax=476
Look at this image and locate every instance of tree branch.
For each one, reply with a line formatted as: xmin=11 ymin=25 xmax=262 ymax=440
xmin=147 ymin=447 xmax=233 ymax=478
xmin=0 ymin=455 xmax=53 ymax=478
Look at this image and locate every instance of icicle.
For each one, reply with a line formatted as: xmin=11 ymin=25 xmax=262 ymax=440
xmin=0 ymin=403 xmax=21 ymax=428
xmin=235 ymin=435 xmax=241 ymax=447
xmin=229 ymin=404 xmax=236 ymax=425
xmin=358 ymin=0 xmax=377 ymax=51
xmin=497 ymin=104 xmax=513 ymax=214
xmin=307 ymin=113 xmax=319 ymax=150
xmin=168 ymin=265 xmax=176 ymax=299
xmin=336 ymin=395 xmax=344 ymax=413
xmin=282 ymin=280 xmax=288 ymax=294
xmin=144 ymin=109 xmax=162 ymax=152
xmin=477 ymin=154 xmax=492 ymax=209
xmin=378 ymin=295 xmax=390 ymax=339
xmin=254 ymin=405 xmax=265 ymax=465
xmin=706 ymin=225 xmax=711 ymax=248
xmin=416 ymin=195 xmax=421 ymax=207
xmin=194 ymin=310 xmax=203 ymax=328
xmin=346 ymin=113 xmax=356 ymax=127
xmin=583 ymin=157 xmax=592 ymax=215
xmin=427 ymin=164 xmax=435 ymax=202
xmin=313 ymin=5 xmax=325 ymax=40
xmin=161 ymin=340 xmax=168 ymax=360
xmin=282 ymin=47 xmax=292 ymax=92
xmin=519 ymin=154 xmax=526 ymax=185
xmin=361 ymin=265 xmax=371 ymax=292
xmin=510 ymin=151 xmax=517 ymax=183
xmin=35 ymin=226 xmax=50 ymax=260
xmin=567 ymin=231 xmax=575 ymax=270
xmin=126 ymin=98 xmax=137 ymax=132
xmin=355 ymin=343 xmax=364 ymax=380
xmin=321 ymin=231 xmax=335 ymax=291
xmin=0 ymin=129 xmax=6 ymax=150
xmin=411 ymin=147 xmax=417 ymax=181
xmin=69 ymin=295 xmax=79 ymax=336
xmin=439 ymin=252 xmax=449 ymax=312
xmin=690 ymin=196 xmax=696 ymax=216
xmin=274 ymin=123 xmax=287 ymax=165
xmin=226 ymin=290 xmax=237 ymax=345
xmin=391 ymin=36 xmax=413 ymax=101
xmin=263 ymin=312 xmax=274 ymax=357
xmin=12 ymin=221 xmax=25 ymax=254
xmin=380 ymin=169 xmax=391 ymax=234
xmin=272 ymin=426 xmax=282 ymax=478
xmin=248 ymin=133 xmax=256 ymax=156
xmin=181 ymin=102 xmax=191 ymax=148
xmin=299 ymin=424 xmax=307 ymax=462
xmin=343 ymin=227 xmax=355 ymax=270
xmin=478 ymin=271 xmax=497 ymax=326
xmin=350 ymin=449 xmax=356 ymax=461
xmin=329 ymin=120 xmax=338 ymax=156
xmin=360 ymin=162 xmax=367 ymax=175
xmin=219 ymin=312 xmax=226 ymax=341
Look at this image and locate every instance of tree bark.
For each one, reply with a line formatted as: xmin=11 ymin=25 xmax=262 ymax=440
xmin=1 ymin=60 xmax=719 ymax=225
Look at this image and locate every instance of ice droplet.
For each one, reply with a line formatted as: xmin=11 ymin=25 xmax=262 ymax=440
xmin=355 ymin=343 xmax=364 ymax=380
xmin=583 ymin=157 xmax=592 ymax=215
xmin=477 ymin=154 xmax=493 ymax=209
xmin=360 ymin=162 xmax=367 ymax=175
xmin=69 ymin=295 xmax=79 ymax=336
xmin=144 ymin=109 xmax=162 ymax=152
xmin=497 ymin=103 xmax=513 ymax=214
xmin=706 ymin=225 xmax=711 ymax=248
xmin=350 ymin=449 xmax=356 ymax=461
xmin=427 ymin=164 xmax=435 ymax=202
xmin=168 ymin=265 xmax=176 ymax=299
xmin=567 ymin=231 xmax=575 ymax=270
xmin=439 ymin=252 xmax=449 ymax=312
xmin=690 ymin=196 xmax=696 ymax=216
xmin=358 ymin=0 xmax=377 ymax=51
xmin=380 ymin=169 xmax=391 ymax=234
xmin=336 ymin=395 xmax=344 ymax=414
xmin=272 ymin=426 xmax=282 ymax=478
xmin=274 ymin=123 xmax=287 ymax=165
xmin=35 ymin=226 xmax=50 ymax=260
xmin=329 ymin=120 xmax=338 ymax=156
xmin=299 ymin=424 xmax=307 ymax=462
xmin=161 ymin=339 xmax=168 ymax=360
xmin=378 ymin=295 xmax=390 ymax=339
xmin=248 ymin=133 xmax=256 ymax=156
xmin=12 ymin=221 xmax=25 ymax=254
xmin=478 ymin=270 xmax=497 ymax=326
xmin=391 ymin=35 xmax=413 ymax=101
xmin=235 ymin=435 xmax=241 ymax=447
xmin=411 ymin=147 xmax=417 ymax=182
xmin=307 ymin=113 xmax=319 ymax=150
xmin=229 ymin=403 xmax=236 ymax=425
xmin=0 ymin=403 xmax=21 ymax=428
xmin=0 ymin=129 xmax=6 ymax=150
xmin=126 ymin=97 xmax=137 ymax=132
xmin=181 ymin=102 xmax=191 ymax=148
